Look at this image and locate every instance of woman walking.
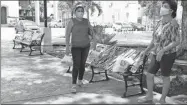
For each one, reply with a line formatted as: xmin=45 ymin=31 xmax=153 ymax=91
xmin=65 ymin=6 xmax=96 ymax=93
xmin=138 ymin=0 xmax=181 ymax=104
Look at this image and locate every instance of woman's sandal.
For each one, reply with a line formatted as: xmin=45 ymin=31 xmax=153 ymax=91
xmin=71 ymin=86 xmax=77 ymax=94
xmin=77 ymin=81 xmax=84 ymax=87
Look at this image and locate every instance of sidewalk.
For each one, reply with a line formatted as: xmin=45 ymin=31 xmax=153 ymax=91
xmin=1 ymin=40 xmax=180 ymax=104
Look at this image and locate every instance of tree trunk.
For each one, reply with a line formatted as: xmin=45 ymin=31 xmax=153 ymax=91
xmin=177 ymin=1 xmax=187 ymax=59
xmin=182 ymin=1 xmax=187 ymax=50
xmin=87 ymin=9 xmax=89 ymax=20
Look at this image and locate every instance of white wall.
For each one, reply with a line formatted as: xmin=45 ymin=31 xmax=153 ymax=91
xmin=1 ymin=1 xmax=19 ymax=18
xmin=127 ymin=2 xmax=139 ymax=23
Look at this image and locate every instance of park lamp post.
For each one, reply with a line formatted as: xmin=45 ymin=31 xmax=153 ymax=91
xmin=44 ymin=0 xmax=47 ymax=27
xmin=42 ymin=0 xmax=53 ymax=53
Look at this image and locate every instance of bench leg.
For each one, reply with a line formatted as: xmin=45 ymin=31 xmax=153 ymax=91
xmin=89 ymin=66 xmax=95 ymax=83
xmin=13 ymin=40 xmax=16 ymax=49
xmin=40 ymin=46 xmax=43 ymax=55
xmin=29 ymin=46 xmax=33 ymax=56
xmin=66 ymin=66 xmax=71 ymax=73
xmin=20 ymin=44 xmax=24 ymax=52
xmin=140 ymin=74 xmax=145 ymax=94
xmin=105 ymin=70 xmax=109 ymax=80
xmin=122 ymin=75 xmax=128 ymax=98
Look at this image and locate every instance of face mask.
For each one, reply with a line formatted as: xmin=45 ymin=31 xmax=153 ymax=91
xmin=160 ymin=7 xmax=170 ymax=16
xmin=76 ymin=12 xmax=84 ymax=18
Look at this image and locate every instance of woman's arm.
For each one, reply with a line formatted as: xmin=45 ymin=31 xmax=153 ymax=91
xmin=162 ymin=40 xmax=180 ymax=52
xmin=65 ymin=19 xmax=73 ymax=55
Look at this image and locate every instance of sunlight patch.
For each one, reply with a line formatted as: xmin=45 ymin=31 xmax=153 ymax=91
xmin=74 ymin=93 xmax=99 ymax=99
xmin=62 ymin=73 xmax=72 ymax=77
xmin=33 ymin=80 xmax=43 ymax=84
xmin=25 ymin=101 xmax=48 ymax=104
xmin=99 ymin=95 xmax=130 ymax=104
xmin=51 ymin=97 xmax=73 ymax=104
xmin=13 ymin=91 xmax=21 ymax=94
xmin=72 ymin=93 xmax=130 ymax=104
xmin=1 ymin=68 xmax=41 ymax=81
xmin=45 ymin=78 xmax=56 ymax=83
xmin=27 ymin=82 xmax=33 ymax=86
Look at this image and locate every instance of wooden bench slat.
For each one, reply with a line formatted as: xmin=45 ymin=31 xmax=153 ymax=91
xmin=13 ymin=39 xmax=22 ymax=42
xmin=174 ymin=60 xmax=187 ymax=66
xmin=21 ymin=41 xmax=31 ymax=45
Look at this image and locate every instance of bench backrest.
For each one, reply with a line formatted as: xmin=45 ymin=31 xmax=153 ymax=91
xmin=21 ymin=30 xmax=35 ymax=42
xmin=89 ymin=43 xmax=148 ymax=73
xmin=14 ymin=30 xmax=34 ymax=40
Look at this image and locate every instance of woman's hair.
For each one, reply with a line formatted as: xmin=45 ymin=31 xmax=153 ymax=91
xmin=162 ymin=0 xmax=178 ymax=18
xmin=74 ymin=6 xmax=84 ymax=13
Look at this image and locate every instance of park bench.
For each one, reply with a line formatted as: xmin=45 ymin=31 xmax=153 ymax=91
xmin=86 ymin=43 xmax=149 ymax=97
xmin=65 ymin=43 xmax=149 ymax=97
xmin=172 ymin=49 xmax=187 ymax=72
xmin=13 ymin=30 xmax=45 ymax=56
xmin=174 ymin=59 xmax=187 ymax=72
xmin=118 ymin=53 xmax=148 ymax=97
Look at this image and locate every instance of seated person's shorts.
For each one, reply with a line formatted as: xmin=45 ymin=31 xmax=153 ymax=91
xmin=147 ymin=52 xmax=176 ymax=76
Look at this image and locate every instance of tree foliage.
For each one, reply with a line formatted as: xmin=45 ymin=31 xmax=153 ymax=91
xmin=74 ymin=1 xmax=103 ymax=17
xmin=58 ymin=0 xmax=102 ymax=20
xmin=181 ymin=1 xmax=187 ymax=50
xmin=58 ymin=1 xmax=70 ymax=17
xmin=26 ymin=1 xmax=46 ymax=18
xmin=138 ymin=0 xmax=162 ymax=19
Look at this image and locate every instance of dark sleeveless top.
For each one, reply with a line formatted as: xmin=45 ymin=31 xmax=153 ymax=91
xmin=71 ymin=18 xmax=90 ymax=48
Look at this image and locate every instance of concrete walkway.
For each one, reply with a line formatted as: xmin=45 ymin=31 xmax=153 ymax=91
xmin=1 ymin=40 xmax=180 ymax=104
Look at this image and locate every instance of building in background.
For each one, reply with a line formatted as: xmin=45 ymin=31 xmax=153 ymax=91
xmin=19 ymin=0 xmax=34 ymax=21
xmin=1 ymin=1 xmax=19 ymax=24
xmin=90 ymin=1 xmax=141 ymax=24
xmin=18 ymin=0 xmax=59 ymax=22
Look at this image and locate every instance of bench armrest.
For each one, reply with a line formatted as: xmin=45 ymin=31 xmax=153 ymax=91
xmin=30 ymin=40 xmax=42 ymax=46
xmin=14 ymin=34 xmax=23 ymax=40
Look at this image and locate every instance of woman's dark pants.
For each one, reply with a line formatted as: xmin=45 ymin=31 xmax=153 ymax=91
xmin=71 ymin=46 xmax=90 ymax=84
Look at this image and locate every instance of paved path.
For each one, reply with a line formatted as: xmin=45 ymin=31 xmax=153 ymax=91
xmin=1 ymin=40 xmax=145 ymax=104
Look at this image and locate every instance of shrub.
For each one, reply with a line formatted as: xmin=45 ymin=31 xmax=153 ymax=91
xmin=93 ymin=25 xmax=116 ymax=45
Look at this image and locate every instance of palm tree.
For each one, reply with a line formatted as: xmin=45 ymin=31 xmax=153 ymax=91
xmin=58 ymin=1 xmax=70 ymax=26
xmin=139 ymin=1 xmax=162 ymax=30
xmin=27 ymin=1 xmax=46 ymax=21
xmin=64 ymin=0 xmax=79 ymax=18
xmin=74 ymin=0 xmax=103 ymax=20
xmin=39 ymin=1 xmax=44 ymax=18
xmin=27 ymin=2 xmax=35 ymax=21
xmin=144 ymin=1 xmax=161 ymax=30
